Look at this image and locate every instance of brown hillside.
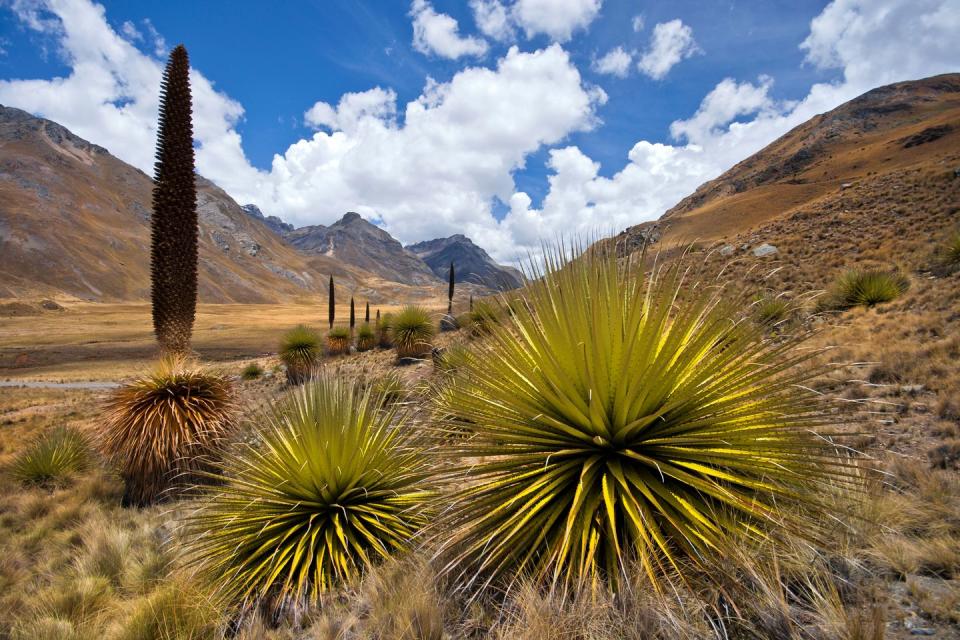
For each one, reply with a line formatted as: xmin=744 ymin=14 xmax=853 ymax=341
xmin=0 ymin=105 xmax=441 ymax=304
xmin=618 ymin=73 xmax=960 ymax=250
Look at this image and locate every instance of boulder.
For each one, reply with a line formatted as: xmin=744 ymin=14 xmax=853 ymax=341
xmin=752 ymin=243 xmax=779 ymax=257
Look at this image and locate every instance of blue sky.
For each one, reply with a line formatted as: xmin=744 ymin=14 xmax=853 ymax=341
xmin=1 ymin=0 xmax=957 ymax=261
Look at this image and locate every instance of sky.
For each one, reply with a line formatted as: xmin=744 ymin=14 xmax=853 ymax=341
xmin=1 ymin=0 xmax=958 ymax=263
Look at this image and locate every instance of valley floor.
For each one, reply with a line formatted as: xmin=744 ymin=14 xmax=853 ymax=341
xmin=1 ymin=255 xmax=959 ymax=638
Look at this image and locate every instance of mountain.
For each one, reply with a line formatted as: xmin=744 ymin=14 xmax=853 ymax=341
xmin=241 ymin=204 xmax=293 ymax=235
xmin=613 ymin=73 xmax=960 ymax=255
xmin=406 ymin=234 xmax=523 ymax=290
xmin=0 ymin=104 xmax=426 ymax=303
xmin=285 ymin=212 xmax=440 ymax=286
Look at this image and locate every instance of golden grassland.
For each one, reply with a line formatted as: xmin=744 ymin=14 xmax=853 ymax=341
xmin=0 ymin=301 xmax=440 ymax=381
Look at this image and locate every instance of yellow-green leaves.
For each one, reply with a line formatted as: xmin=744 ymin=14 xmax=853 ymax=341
xmin=182 ymin=373 xmax=432 ymax=610
xmin=393 ymin=306 xmax=435 ymax=359
xmin=434 ymin=244 xmax=850 ymax=593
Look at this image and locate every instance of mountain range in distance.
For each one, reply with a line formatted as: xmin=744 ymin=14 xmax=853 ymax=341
xmin=2 ymin=73 xmax=958 ymax=306
xmin=0 ymin=104 xmax=522 ymax=304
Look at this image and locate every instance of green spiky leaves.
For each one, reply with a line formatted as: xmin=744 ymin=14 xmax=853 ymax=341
xmin=434 ymin=245 xmax=850 ymax=593
xmin=182 ymin=374 xmax=433 ymax=608
xmin=279 ymin=325 xmax=322 ymax=384
xmin=150 ymin=44 xmax=197 ymax=356
xmin=393 ymin=306 xmax=435 ymax=359
xmin=821 ymin=268 xmax=909 ymax=311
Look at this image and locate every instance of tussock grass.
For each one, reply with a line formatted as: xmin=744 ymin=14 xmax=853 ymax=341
xmin=392 ymin=306 xmax=435 ymax=359
xmin=181 ymin=373 xmax=433 ymax=610
xmin=240 ymin=362 xmax=263 ymax=381
xmin=100 ymin=358 xmax=235 ymax=506
xmin=464 ymin=300 xmax=500 ymax=336
xmin=819 ymin=269 xmax=909 ymax=311
xmin=752 ymin=295 xmax=792 ymax=327
xmin=434 ymin=244 xmax=852 ymax=593
xmin=930 ymin=230 xmax=960 ymax=276
xmin=278 ymin=325 xmax=322 ymax=384
xmin=12 ymin=426 xmax=92 ymax=487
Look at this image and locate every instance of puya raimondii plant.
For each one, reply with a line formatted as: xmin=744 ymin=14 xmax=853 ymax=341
xmin=433 ymin=242 xmax=853 ymax=593
xmin=181 ymin=373 xmax=433 ymax=610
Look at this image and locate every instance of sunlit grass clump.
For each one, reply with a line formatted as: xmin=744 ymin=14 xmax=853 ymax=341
xmin=434 ymin=244 xmax=848 ymax=593
xmin=931 ymin=230 xmax=960 ymax=276
xmin=240 ymin=362 xmax=263 ymax=381
xmin=393 ymin=306 xmax=435 ymax=359
xmin=12 ymin=426 xmax=92 ymax=486
xmin=182 ymin=373 xmax=432 ymax=609
xmin=326 ymin=326 xmax=352 ymax=356
xmin=101 ymin=358 xmax=235 ymax=506
xmin=464 ymin=300 xmax=501 ymax=336
xmin=356 ymin=323 xmax=376 ymax=352
xmin=820 ymin=268 xmax=909 ymax=311
xmin=278 ymin=325 xmax=322 ymax=384
xmin=753 ymin=295 xmax=791 ymax=327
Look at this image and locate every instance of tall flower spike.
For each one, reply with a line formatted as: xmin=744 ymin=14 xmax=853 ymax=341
xmin=150 ymin=44 xmax=197 ymax=356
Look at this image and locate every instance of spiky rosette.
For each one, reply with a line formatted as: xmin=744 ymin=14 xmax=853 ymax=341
xmin=356 ymin=323 xmax=376 ymax=351
xmin=181 ymin=373 xmax=433 ymax=609
xmin=433 ymin=243 xmax=853 ymax=593
xmin=101 ymin=358 xmax=235 ymax=505
xmin=150 ymin=44 xmax=197 ymax=356
xmin=326 ymin=326 xmax=352 ymax=355
xmin=392 ymin=306 xmax=435 ymax=359
xmin=279 ymin=325 xmax=322 ymax=384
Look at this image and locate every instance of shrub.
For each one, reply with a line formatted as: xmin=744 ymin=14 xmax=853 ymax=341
xmin=356 ymin=323 xmax=376 ymax=352
xmin=240 ymin=362 xmax=263 ymax=381
xmin=393 ymin=306 xmax=435 ymax=359
xmin=819 ymin=269 xmax=909 ymax=311
xmin=433 ymin=343 xmax=472 ymax=373
xmin=326 ymin=326 xmax=352 ymax=355
xmin=433 ymin=245 xmax=849 ymax=592
xmin=278 ymin=325 xmax=322 ymax=384
xmin=12 ymin=426 xmax=92 ymax=486
xmin=372 ymin=371 xmax=406 ymax=405
xmin=101 ymin=358 xmax=236 ymax=506
xmin=931 ymin=230 xmax=960 ymax=276
xmin=753 ymin=296 xmax=791 ymax=327
xmin=181 ymin=374 xmax=432 ymax=609
xmin=378 ymin=313 xmax=394 ymax=348
xmin=465 ymin=300 xmax=500 ymax=336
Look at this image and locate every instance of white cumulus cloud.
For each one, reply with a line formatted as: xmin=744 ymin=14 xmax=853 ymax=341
xmin=511 ymin=0 xmax=602 ymax=42
xmin=470 ymin=0 xmax=515 ymax=41
xmin=410 ymin=0 xmax=488 ymax=59
xmin=637 ymin=19 xmax=700 ymax=80
xmin=592 ymin=46 xmax=632 ymax=77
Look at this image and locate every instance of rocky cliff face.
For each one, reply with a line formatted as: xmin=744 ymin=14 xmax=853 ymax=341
xmin=286 ymin=212 xmax=440 ymax=286
xmin=407 ymin=234 xmax=523 ymax=290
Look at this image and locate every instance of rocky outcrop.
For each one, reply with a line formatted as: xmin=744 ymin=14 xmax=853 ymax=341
xmin=287 ymin=212 xmax=440 ymax=286
xmin=406 ymin=234 xmax=523 ymax=291
xmin=241 ymin=204 xmax=294 ymax=235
